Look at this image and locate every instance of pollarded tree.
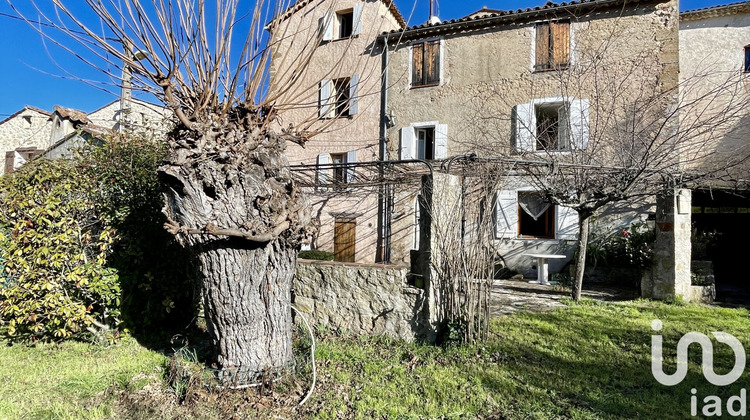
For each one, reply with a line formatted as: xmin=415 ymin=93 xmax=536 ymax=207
xmin=11 ymin=0 xmax=389 ymax=383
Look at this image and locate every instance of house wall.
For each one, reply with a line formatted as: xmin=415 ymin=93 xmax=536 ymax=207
xmin=269 ymin=0 xmax=402 ymax=263
xmin=679 ymin=7 xmax=750 ymax=174
xmin=384 ymin=0 xmax=679 ymax=276
xmin=88 ymin=99 xmax=171 ymax=136
xmin=0 ymin=109 xmax=51 ymax=153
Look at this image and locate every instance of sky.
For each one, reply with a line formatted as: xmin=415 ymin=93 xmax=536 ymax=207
xmin=0 ymin=0 xmax=737 ymax=119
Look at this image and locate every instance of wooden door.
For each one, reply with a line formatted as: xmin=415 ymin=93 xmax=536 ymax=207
xmin=334 ymin=218 xmax=356 ymax=262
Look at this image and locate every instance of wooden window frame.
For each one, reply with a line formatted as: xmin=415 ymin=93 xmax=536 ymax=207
xmin=517 ymin=192 xmax=556 ymax=239
xmin=534 ymin=20 xmax=570 ymax=72
xmin=411 ymin=39 xmax=441 ymax=88
xmin=337 ymin=10 xmax=354 ymax=39
xmin=744 ymin=45 xmax=750 ymax=73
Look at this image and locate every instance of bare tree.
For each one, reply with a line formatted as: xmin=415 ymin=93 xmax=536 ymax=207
xmin=9 ymin=0 xmax=401 ymax=384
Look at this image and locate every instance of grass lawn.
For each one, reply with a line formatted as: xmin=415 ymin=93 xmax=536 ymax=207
xmin=1 ymin=299 xmax=748 ymax=419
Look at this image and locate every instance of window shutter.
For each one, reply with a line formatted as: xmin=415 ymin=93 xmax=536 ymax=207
xmin=569 ymin=99 xmax=589 ymax=150
xmin=319 ymin=12 xmax=334 ymax=41
xmin=425 ymin=40 xmax=440 ymax=85
xmin=411 ymin=43 xmax=424 ymax=86
xmin=348 ymin=74 xmax=359 ymax=115
xmin=434 ymin=124 xmax=448 ymax=159
xmin=558 ymin=105 xmax=570 ymax=150
xmin=4 ymin=151 xmax=15 ymax=174
xmin=495 ymin=190 xmax=518 ymax=239
xmin=514 ymin=103 xmax=535 ymax=152
xmin=319 ymin=79 xmax=332 ymax=118
xmin=551 ymin=21 xmax=570 ymax=67
xmin=316 ymin=153 xmax=331 ymax=188
xmin=346 ymin=150 xmax=357 ymax=184
xmin=556 ymin=204 xmax=578 ymax=240
xmin=400 ymin=127 xmax=415 ymax=160
xmin=535 ymin=23 xmax=550 ymax=70
xmin=352 ymin=3 xmax=363 ymax=36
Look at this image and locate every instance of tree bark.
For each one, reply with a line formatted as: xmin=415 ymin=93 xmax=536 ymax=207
xmin=572 ymin=214 xmax=590 ymax=301
xmin=158 ymin=107 xmax=309 ymax=385
xmin=199 ymin=239 xmax=296 ymax=383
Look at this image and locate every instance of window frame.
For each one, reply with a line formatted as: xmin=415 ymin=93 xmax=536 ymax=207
xmin=337 ymin=10 xmax=354 ymax=38
xmin=517 ymin=191 xmax=556 ymax=239
xmin=410 ymin=38 xmax=443 ymax=88
xmin=514 ymin=97 xmax=588 ymax=154
xmin=744 ymin=45 xmax=750 ymax=73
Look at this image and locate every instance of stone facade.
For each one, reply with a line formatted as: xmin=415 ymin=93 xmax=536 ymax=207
xmin=642 ymin=189 xmax=693 ymax=300
xmin=293 ymin=259 xmax=427 ymax=341
xmin=381 ymin=0 xmax=679 ymax=277
xmin=268 ymin=0 xmax=404 ymax=264
xmin=679 ymin=3 xmax=750 ymax=176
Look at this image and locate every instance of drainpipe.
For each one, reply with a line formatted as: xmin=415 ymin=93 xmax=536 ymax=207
xmin=377 ymin=37 xmax=391 ymax=263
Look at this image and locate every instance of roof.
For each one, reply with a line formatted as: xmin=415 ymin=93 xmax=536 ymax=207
xmin=464 ymin=7 xmax=506 ymax=19
xmin=381 ymin=0 xmax=655 ymax=42
xmin=681 ymin=1 xmax=750 ymax=21
xmin=272 ymin=0 xmax=406 ymax=30
xmin=52 ymin=105 xmax=90 ymax=124
xmin=0 ymin=106 xmax=51 ymax=126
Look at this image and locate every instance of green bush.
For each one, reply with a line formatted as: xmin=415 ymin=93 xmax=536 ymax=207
xmin=0 ymin=134 xmax=197 ymax=343
xmin=586 ymin=221 xmax=655 ymax=269
xmin=298 ymin=249 xmax=335 ymax=261
xmin=0 ymin=159 xmax=120 ymax=341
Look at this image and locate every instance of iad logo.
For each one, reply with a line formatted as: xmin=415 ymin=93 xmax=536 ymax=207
xmin=650 ymin=319 xmax=746 ymax=386
xmin=651 ymin=319 xmax=748 ymax=417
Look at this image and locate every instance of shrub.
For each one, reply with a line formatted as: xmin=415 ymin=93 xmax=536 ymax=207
xmin=298 ymin=249 xmax=335 ymax=261
xmin=586 ymin=221 xmax=655 ymax=270
xmin=0 ymin=134 xmax=198 ymax=343
xmin=0 ymin=159 xmax=120 ymax=341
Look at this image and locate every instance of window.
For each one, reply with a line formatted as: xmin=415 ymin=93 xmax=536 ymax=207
xmin=338 ymin=11 xmax=353 ymax=38
xmin=534 ymin=20 xmax=570 ymax=71
xmin=319 ymin=75 xmax=359 ymax=118
xmin=334 ymin=217 xmax=356 ymax=262
xmin=744 ymin=45 xmax=750 ymax=73
xmin=517 ymin=192 xmax=555 ymax=239
xmin=22 ymin=115 xmax=32 ymax=128
xmin=320 ymin=5 xmax=363 ymax=41
xmin=416 ymin=127 xmax=435 ymax=160
xmin=514 ymin=98 xmax=588 ymax=153
xmin=535 ymin=102 xmax=567 ymax=151
xmin=399 ymin=123 xmax=448 ymax=160
xmin=411 ymin=40 xmax=441 ymax=87
xmin=317 ymin=151 xmax=357 ymax=189
xmin=495 ymin=190 xmax=578 ymax=240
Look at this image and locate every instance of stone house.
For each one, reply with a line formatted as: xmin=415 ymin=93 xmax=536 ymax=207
xmin=1 ymin=106 xmax=52 ymax=174
xmin=268 ymin=0 xmax=406 ymax=263
xmin=379 ymin=0 xmax=680 ymax=278
xmin=671 ymin=1 xmax=750 ymax=302
xmin=2 ymin=98 xmax=169 ymax=173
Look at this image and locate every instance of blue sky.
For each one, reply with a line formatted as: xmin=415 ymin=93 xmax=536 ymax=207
xmin=0 ymin=0 xmax=736 ymax=118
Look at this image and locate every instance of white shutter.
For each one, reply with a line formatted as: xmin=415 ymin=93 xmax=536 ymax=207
xmin=569 ymin=99 xmax=589 ymax=150
xmin=316 ymin=153 xmax=331 ymax=188
xmin=319 ymin=12 xmax=334 ymax=41
xmin=556 ymin=205 xmax=578 ymax=240
xmin=349 ymin=74 xmax=359 ymax=115
xmin=514 ymin=103 xmax=535 ymax=152
xmin=319 ymin=79 xmax=332 ymax=118
xmin=346 ymin=150 xmax=357 ymax=184
xmin=352 ymin=3 xmax=363 ymax=36
xmin=434 ymin=124 xmax=448 ymax=159
xmin=495 ymin=190 xmax=518 ymax=239
xmin=558 ymin=105 xmax=570 ymax=150
xmin=400 ymin=127 xmax=415 ymax=160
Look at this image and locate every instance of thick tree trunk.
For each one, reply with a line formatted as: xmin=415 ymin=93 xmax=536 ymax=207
xmin=572 ymin=214 xmax=590 ymax=301
xmin=199 ymin=240 xmax=296 ymax=383
xmin=158 ymin=108 xmax=309 ymax=385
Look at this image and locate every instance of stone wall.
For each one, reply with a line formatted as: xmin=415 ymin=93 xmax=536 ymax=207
xmin=293 ymin=259 xmax=427 ymax=341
